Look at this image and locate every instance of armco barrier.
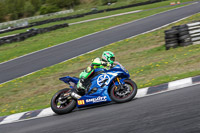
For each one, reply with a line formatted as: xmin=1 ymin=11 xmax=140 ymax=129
xmin=0 ymin=23 xmax=68 ymax=46
xmin=164 ymin=21 xmax=200 ymax=50
xmin=0 ymin=9 xmax=73 ymax=29
xmin=0 ymin=0 xmax=167 ymax=35
xmin=187 ymin=22 xmax=200 ymax=45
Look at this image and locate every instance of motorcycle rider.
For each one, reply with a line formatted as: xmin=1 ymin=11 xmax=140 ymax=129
xmin=71 ymin=51 xmax=116 ymax=99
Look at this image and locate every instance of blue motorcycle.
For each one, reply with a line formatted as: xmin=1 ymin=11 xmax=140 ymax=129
xmin=51 ymin=63 xmax=137 ymax=114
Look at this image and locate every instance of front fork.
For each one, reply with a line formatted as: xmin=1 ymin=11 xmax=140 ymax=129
xmin=113 ymin=77 xmax=124 ymax=91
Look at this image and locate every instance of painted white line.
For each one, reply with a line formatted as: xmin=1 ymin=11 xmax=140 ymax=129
xmin=0 ymin=34 xmax=17 ymax=39
xmin=0 ymin=108 xmax=55 ymax=125
xmin=135 ymin=87 xmax=148 ymax=98
xmin=144 ymin=81 xmax=200 ymax=98
xmin=168 ymin=78 xmax=192 ymax=89
xmin=0 ymin=112 xmax=25 ymax=124
xmin=69 ymin=10 xmax=142 ymax=25
xmin=37 ymin=107 xmax=55 ymax=118
xmin=0 ymin=3 xmax=199 ymax=85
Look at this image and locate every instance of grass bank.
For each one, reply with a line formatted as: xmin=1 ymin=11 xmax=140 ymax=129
xmin=0 ymin=2 xmax=193 ymax=63
xmin=0 ymin=13 xmax=199 ymax=116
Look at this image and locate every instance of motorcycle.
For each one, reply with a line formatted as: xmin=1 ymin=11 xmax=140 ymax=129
xmin=51 ymin=62 xmax=137 ymax=114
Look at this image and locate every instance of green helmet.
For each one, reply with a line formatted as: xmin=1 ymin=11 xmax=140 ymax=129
xmin=102 ymin=51 xmax=115 ymax=64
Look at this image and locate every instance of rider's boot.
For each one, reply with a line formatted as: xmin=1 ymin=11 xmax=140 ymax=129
xmin=70 ymin=79 xmax=86 ymax=99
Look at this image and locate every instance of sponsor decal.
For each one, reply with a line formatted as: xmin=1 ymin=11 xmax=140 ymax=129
xmin=97 ymin=74 xmax=111 ymax=86
xmin=86 ymin=96 xmax=107 ymax=103
xmin=77 ymin=100 xmax=85 ymax=105
xmin=107 ymin=72 xmax=118 ymax=76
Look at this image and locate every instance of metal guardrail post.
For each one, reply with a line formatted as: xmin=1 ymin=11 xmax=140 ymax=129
xmin=187 ymin=21 xmax=200 ymax=45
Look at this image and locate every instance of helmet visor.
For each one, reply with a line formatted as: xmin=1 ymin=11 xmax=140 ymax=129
xmin=110 ymin=57 xmax=115 ymax=62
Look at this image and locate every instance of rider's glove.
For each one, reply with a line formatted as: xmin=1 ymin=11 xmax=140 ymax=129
xmin=101 ymin=61 xmax=108 ymax=66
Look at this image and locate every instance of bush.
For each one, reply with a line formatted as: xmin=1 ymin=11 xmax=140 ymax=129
xmin=24 ymin=1 xmax=35 ymax=17
xmin=39 ymin=4 xmax=59 ymax=15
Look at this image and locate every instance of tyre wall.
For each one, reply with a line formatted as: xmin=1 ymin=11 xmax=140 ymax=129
xmin=0 ymin=23 xmax=68 ymax=46
xmin=164 ymin=21 xmax=200 ymax=50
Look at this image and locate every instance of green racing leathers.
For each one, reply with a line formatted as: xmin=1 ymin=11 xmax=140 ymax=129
xmin=77 ymin=57 xmax=111 ymax=89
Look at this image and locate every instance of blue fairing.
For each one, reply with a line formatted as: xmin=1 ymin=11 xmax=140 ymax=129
xmin=60 ymin=63 xmax=130 ymax=107
xmin=59 ymin=76 xmax=79 ymax=84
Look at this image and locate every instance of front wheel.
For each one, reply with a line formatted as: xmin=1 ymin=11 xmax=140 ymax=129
xmin=51 ymin=88 xmax=77 ymax=115
xmin=110 ymin=79 xmax=137 ymax=103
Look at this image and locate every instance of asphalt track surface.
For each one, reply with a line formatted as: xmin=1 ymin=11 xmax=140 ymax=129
xmin=0 ymin=84 xmax=199 ymax=133
xmin=0 ymin=2 xmax=200 ymax=84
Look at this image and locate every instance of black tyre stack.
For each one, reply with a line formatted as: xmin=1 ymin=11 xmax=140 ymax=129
xmin=164 ymin=27 xmax=179 ymax=50
xmin=0 ymin=23 xmax=69 ymax=46
xmin=177 ymin=24 xmax=192 ymax=47
xmin=164 ymin=24 xmax=195 ymax=50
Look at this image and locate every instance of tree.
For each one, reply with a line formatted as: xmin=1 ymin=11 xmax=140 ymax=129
xmin=15 ymin=0 xmax=26 ymax=18
xmin=45 ymin=0 xmax=80 ymax=9
xmin=4 ymin=0 xmax=26 ymax=20
xmin=0 ymin=0 xmax=82 ymax=22
xmin=24 ymin=1 xmax=35 ymax=17
xmin=30 ymin=0 xmax=42 ymax=11
xmin=0 ymin=2 xmax=6 ymax=22
xmin=39 ymin=4 xmax=59 ymax=14
xmin=45 ymin=0 xmax=56 ymax=5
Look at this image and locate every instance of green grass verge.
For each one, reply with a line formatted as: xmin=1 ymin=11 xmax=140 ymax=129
xmin=0 ymin=13 xmax=200 ymax=116
xmin=0 ymin=2 xmax=194 ymax=63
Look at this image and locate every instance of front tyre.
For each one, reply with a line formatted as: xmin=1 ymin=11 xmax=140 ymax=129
xmin=51 ymin=88 xmax=76 ymax=115
xmin=110 ymin=79 xmax=137 ymax=103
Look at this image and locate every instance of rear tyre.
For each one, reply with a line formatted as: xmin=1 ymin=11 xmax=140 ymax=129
xmin=51 ymin=88 xmax=76 ymax=115
xmin=110 ymin=79 xmax=137 ymax=103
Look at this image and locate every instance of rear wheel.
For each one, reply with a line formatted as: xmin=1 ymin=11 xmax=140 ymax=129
xmin=51 ymin=88 xmax=76 ymax=115
xmin=110 ymin=79 xmax=137 ymax=103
